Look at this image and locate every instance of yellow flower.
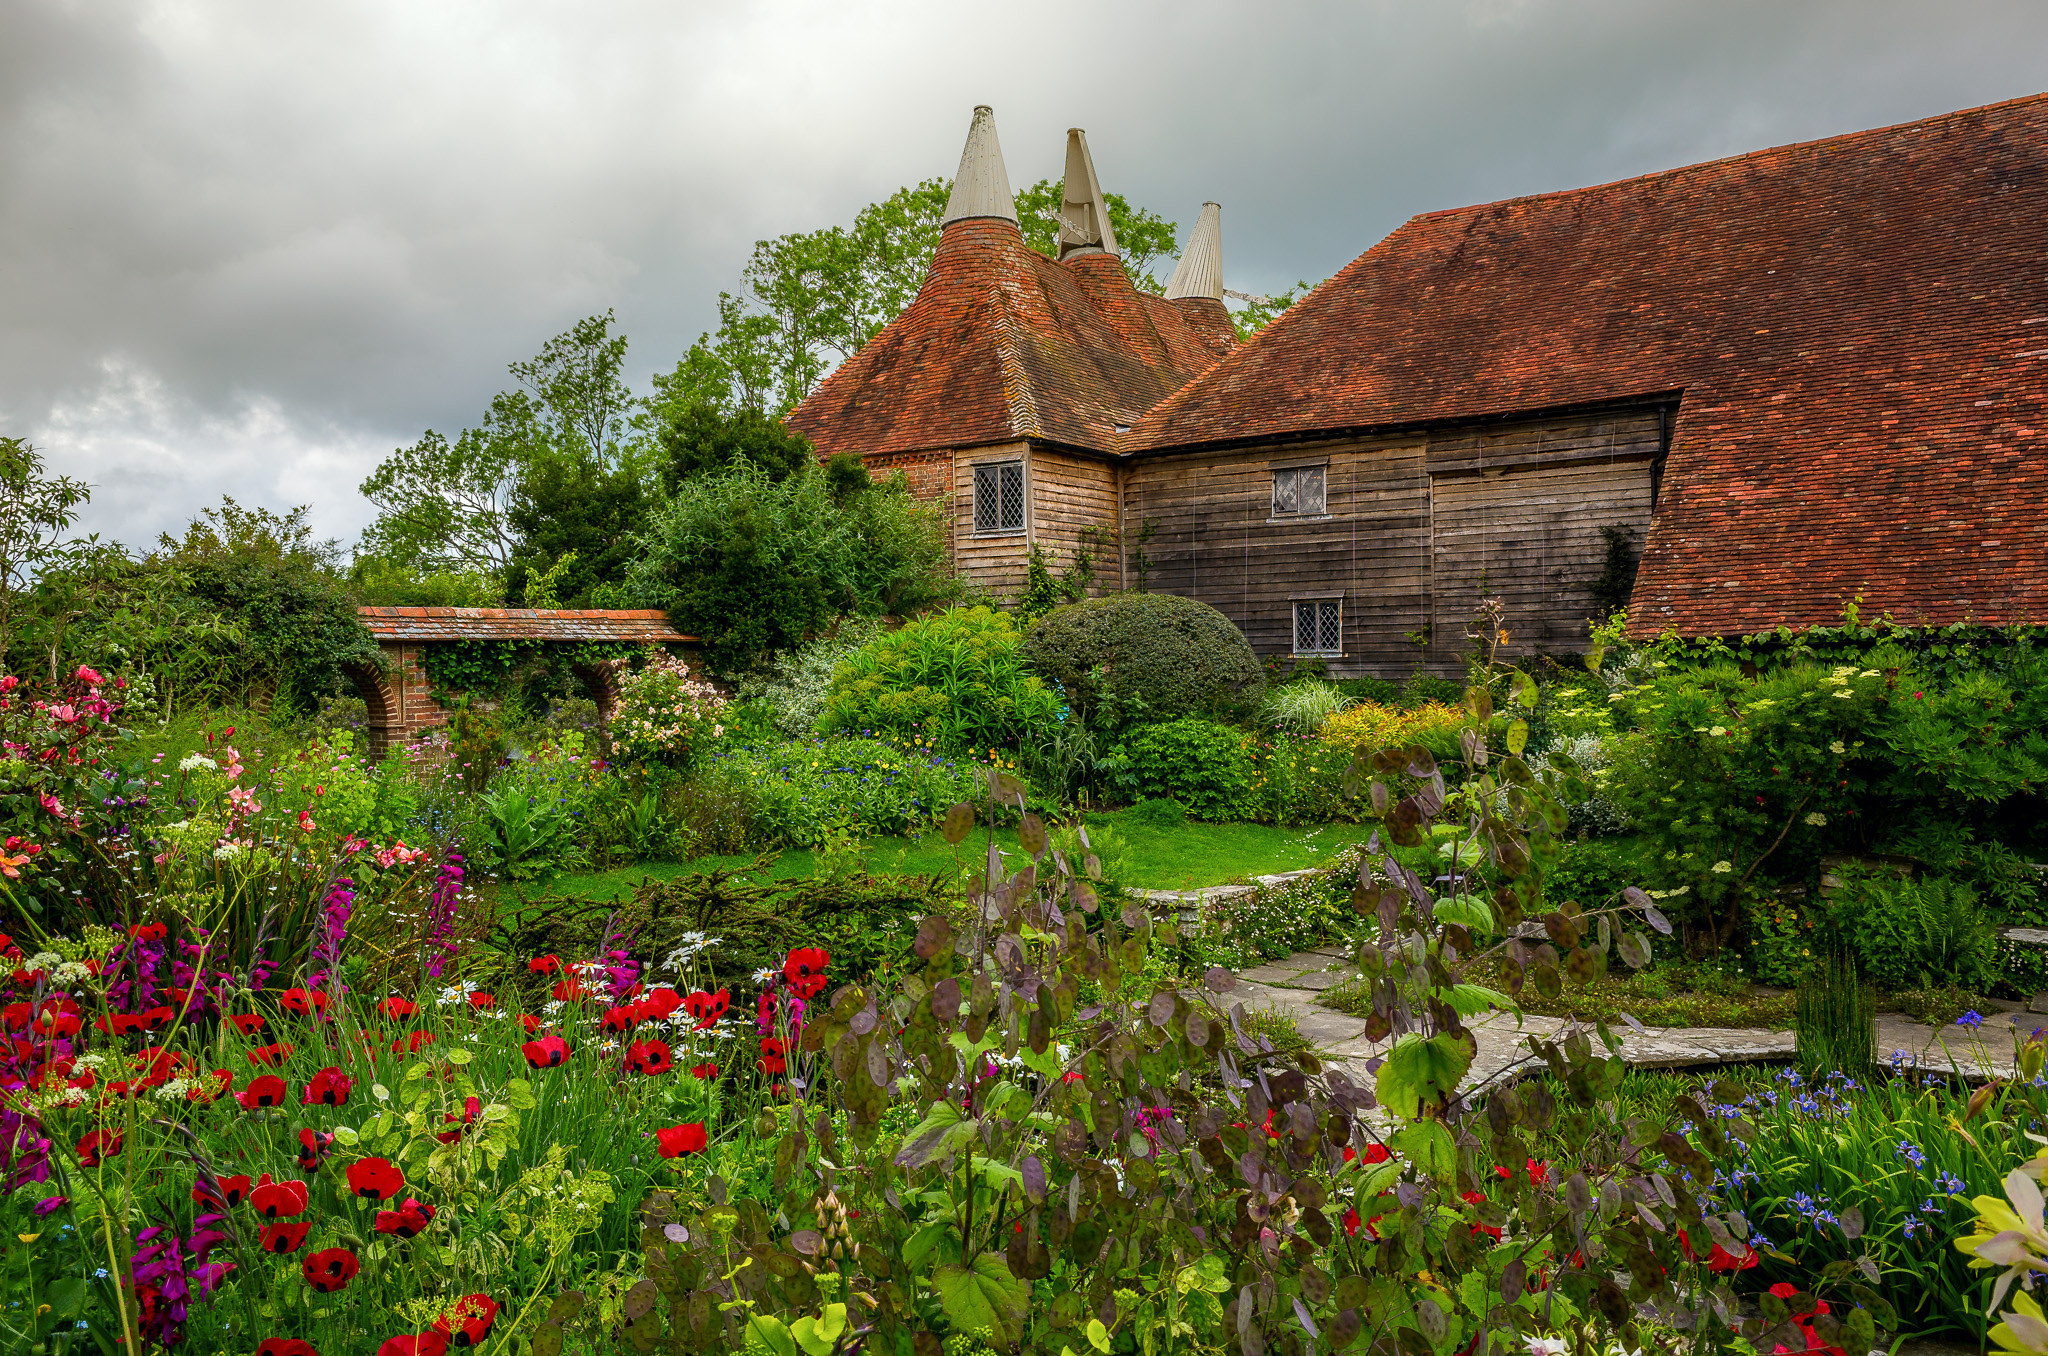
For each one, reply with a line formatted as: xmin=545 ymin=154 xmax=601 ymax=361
xmin=1956 ymin=1166 xmax=2048 ymax=1313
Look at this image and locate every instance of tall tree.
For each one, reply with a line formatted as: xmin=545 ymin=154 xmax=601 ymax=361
xmin=0 ymin=438 xmax=92 ymax=655
xmin=357 ymin=390 xmax=536 ymax=576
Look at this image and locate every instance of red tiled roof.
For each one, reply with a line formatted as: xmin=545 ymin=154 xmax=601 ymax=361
xmin=786 ymin=219 xmax=1230 ymax=457
xmin=1126 ymin=94 xmax=2048 ymax=635
xmin=358 ymin=608 xmax=692 ymax=643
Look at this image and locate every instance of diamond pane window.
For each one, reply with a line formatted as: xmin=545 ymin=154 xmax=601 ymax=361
xmin=1293 ymin=599 xmax=1342 ymax=656
xmin=973 ymin=461 xmax=1025 ymax=534
xmin=1271 ymin=466 xmax=1327 ymax=517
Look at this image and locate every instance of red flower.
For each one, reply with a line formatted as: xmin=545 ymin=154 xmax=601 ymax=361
xmin=625 ymin=1039 xmax=673 ymax=1076
xmin=378 ymin=996 xmax=418 ymax=1021
xmin=690 ymin=1062 xmax=720 ymax=1080
xmin=550 ymin=976 xmax=585 ymax=1002
xmin=278 ymin=988 xmax=328 ymax=1018
xmin=297 ymin=1128 xmax=335 ymax=1171
xmin=187 ymin=1069 xmax=234 ymax=1104
xmin=466 ymin=991 xmax=495 ymax=1009
xmin=758 ymin=1037 xmax=787 ymax=1075
xmin=1342 ymin=1143 xmax=1391 ymax=1166
xmin=76 ymin=1130 xmax=122 ymax=1166
xmin=248 ymin=1043 xmax=295 ymax=1067
xmin=601 ymin=1005 xmax=641 ymax=1034
xmin=374 ymin=1197 xmax=438 ymax=1239
xmin=257 ymin=1340 xmax=320 ymax=1356
xmin=432 ymin=1294 xmax=500 ymax=1348
xmin=522 ymin=1035 xmax=570 ymax=1069
xmin=237 ymin=1075 xmax=288 ymax=1110
xmin=138 ymin=1006 xmax=174 ymax=1032
xmin=301 ymin=1246 xmax=359 ymax=1293
xmin=391 ymin=1030 xmax=435 ymax=1056
xmin=376 ymin=1335 xmax=449 ymax=1356
xmin=252 ymin=1177 xmax=310 ymax=1219
xmin=128 ymin=922 xmax=167 ymax=942
xmin=641 ymin=987 xmax=683 ymax=1019
xmin=346 ymin=1157 xmax=405 ymax=1201
xmin=527 ymin=954 xmax=560 ymax=975
xmin=1462 ymin=1190 xmax=1502 ymax=1241
xmin=303 ymin=1068 xmax=352 ymax=1107
xmin=260 ymin=1221 xmax=312 ymax=1254
xmin=1769 ymin=1283 xmax=1798 ymax=1300
xmin=683 ymin=988 xmax=730 ymax=1029
xmin=93 ymin=1012 xmax=146 ymax=1038
xmin=1706 ymin=1242 xmax=1758 ymax=1274
xmin=655 ymin=1124 xmax=707 ymax=1158
xmin=435 ymin=1097 xmax=483 ymax=1144
xmin=193 ymin=1174 xmax=252 ymax=1209
xmin=783 ymin=948 xmax=830 ymax=1000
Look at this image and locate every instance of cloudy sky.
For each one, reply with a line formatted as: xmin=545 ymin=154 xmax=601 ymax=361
xmin=7 ymin=0 xmax=2046 ymax=550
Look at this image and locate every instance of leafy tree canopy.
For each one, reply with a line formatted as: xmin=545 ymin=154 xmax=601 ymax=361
xmin=656 ymin=404 xmax=816 ymax=490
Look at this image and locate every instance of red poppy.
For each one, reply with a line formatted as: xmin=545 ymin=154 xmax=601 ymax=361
xmin=346 ymin=1157 xmax=405 ymax=1201
xmin=522 ymin=1035 xmax=570 ymax=1069
xmin=466 ymin=991 xmax=495 ymax=1009
xmin=193 ymin=1174 xmax=252 ymax=1209
xmin=34 ymin=1008 xmax=81 ymax=1039
xmin=76 ymin=1130 xmax=122 ymax=1166
xmin=655 ymin=1124 xmax=708 ymax=1158
xmin=433 ymin=1294 xmax=499 ymax=1349
xmin=186 ymin=1068 xmax=234 ymax=1104
xmin=303 ymin=1068 xmax=352 ymax=1107
xmin=301 ymin=1247 xmax=360 ymax=1293
xmin=625 ymin=1039 xmax=673 ymax=1076
xmin=1462 ymin=1190 xmax=1502 ymax=1241
xmin=519 ymin=1014 xmax=542 ymax=1035
xmin=94 ymin=1012 xmax=146 ymax=1038
xmin=297 ymin=1128 xmax=335 ymax=1171
xmin=527 ymin=954 xmax=560 ymax=975
xmin=641 ymin=987 xmax=683 ymax=1019
xmin=1769 ymin=1283 xmax=1798 ymax=1300
xmin=1705 ymin=1242 xmax=1758 ymax=1273
xmin=378 ymin=996 xmax=418 ymax=1021
xmin=550 ymin=976 xmax=585 ymax=1002
xmin=758 ymin=1037 xmax=787 ymax=1075
xmin=374 ymin=1197 xmax=438 ymax=1239
xmin=434 ymin=1097 xmax=482 ymax=1144
xmin=783 ymin=948 xmax=830 ymax=999
xmin=1342 ymin=1143 xmax=1391 ymax=1166
xmin=252 ymin=1177 xmax=310 ymax=1220
xmin=139 ymin=1006 xmax=175 ymax=1032
xmin=682 ymin=988 xmax=730 ymax=1029
xmin=690 ymin=1062 xmax=719 ymax=1080
xmin=376 ymin=1335 xmax=449 ymax=1356
xmin=257 ymin=1340 xmax=319 ymax=1356
xmin=128 ymin=922 xmax=168 ymax=942
xmin=225 ymin=1011 xmax=265 ymax=1037
xmin=600 ymin=1005 xmax=641 ymax=1034
xmin=248 ymin=1043 xmax=295 ymax=1067
xmin=260 ymin=1221 xmax=312 ymax=1254
xmin=391 ymin=1030 xmax=435 ymax=1056
xmin=278 ymin=988 xmax=328 ymax=1018
xmin=238 ymin=1076 xmax=289 ymax=1110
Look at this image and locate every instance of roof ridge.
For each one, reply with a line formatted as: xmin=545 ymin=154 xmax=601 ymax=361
xmin=986 ymin=282 xmax=1044 ymax=440
xmin=1415 ymin=90 xmax=2048 ymax=223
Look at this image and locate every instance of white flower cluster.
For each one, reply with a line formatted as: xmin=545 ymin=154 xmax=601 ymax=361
xmin=178 ymin=753 xmax=219 ymax=773
xmin=613 ymin=654 xmax=728 ymax=758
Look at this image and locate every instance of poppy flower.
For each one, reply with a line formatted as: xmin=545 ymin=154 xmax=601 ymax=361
xmin=1462 ymin=1190 xmax=1502 ymax=1241
xmin=600 ymin=1005 xmax=641 ymax=1034
xmin=346 ymin=1157 xmax=405 ymax=1201
xmin=433 ymin=1294 xmax=499 ymax=1348
xmin=34 ymin=1008 xmax=81 ymax=1039
xmin=238 ymin=1076 xmax=289 ymax=1110
xmin=1769 ymin=1283 xmax=1799 ymax=1300
xmin=252 ymin=1177 xmax=310 ymax=1220
xmin=466 ymin=991 xmax=495 ymax=1009
xmin=550 ymin=976 xmax=585 ymax=1002
xmin=655 ymin=1124 xmax=708 ymax=1158
xmin=690 ymin=1062 xmax=719 ymax=1080
xmin=1705 ymin=1242 xmax=1758 ymax=1273
xmin=1342 ymin=1143 xmax=1391 ymax=1166
xmin=376 ymin=1335 xmax=449 ymax=1356
xmin=128 ymin=922 xmax=168 ymax=942
xmin=519 ymin=1014 xmax=541 ymax=1035
xmin=522 ymin=1035 xmax=570 ymax=1069
xmin=758 ymin=1037 xmax=787 ymax=1075
xmin=378 ymin=996 xmax=418 ymax=1021
xmin=297 ymin=1128 xmax=335 ymax=1171
xmin=193 ymin=1174 xmax=252 ymax=1209
xmin=138 ymin=1006 xmax=174 ymax=1032
xmin=434 ymin=1097 xmax=482 ymax=1144
xmin=391 ymin=1030 xmax=435 ymax=1056
xmin=76 ymin=1130 xmax=122 ymax=1166
xmin=301 ymin=1247 xmax=360 ymax=1293
xmin=374 ymin=1197 xmax=438 ymax=1239
xmin=248 ymin=1043 xmax=295 ymax=1067
xmin=229 ymin=1012 xmax=266 ymax=1037
xmin=684 ymin=988 xmax=730 ymax=1029
xmin=95 ymin=1012 xmax=146 ymax=1038
xmin=625 ymin=1039 xmax=673 ymax=1076
xmin=641 ymin=987 xmax=683 ymax=1019
xmin=304 ymin=1068 xmax=352 ymax=1106
xmin=783 ymin=948 xmax=830 ymax=999
xmin=187 ymin=1068 xmax=234 ymax=1104
xmin=260 ymin=1221 xmax=312 ymax=1254
xmin=257 ymin=1340 xmax=319 ymax=1356
xmin=527 ymin=954 xmax=560 ymax=975
xmin=278 ymin=988 xmax=328 ymax=1018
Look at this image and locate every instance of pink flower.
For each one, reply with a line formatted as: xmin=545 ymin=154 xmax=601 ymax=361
xmin=74 ymin=666 xmax=103 ymax=685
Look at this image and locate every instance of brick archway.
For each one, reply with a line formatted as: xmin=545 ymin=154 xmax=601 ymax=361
xmin=354 ymin=608 xmax=695 ymax=757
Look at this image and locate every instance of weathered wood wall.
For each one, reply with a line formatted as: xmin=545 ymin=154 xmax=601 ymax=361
xmin=952 ymin=441 xmax=1033 ymax=599
xmin=1027 ymin=449 xmax=1120 ymax=595
xmin=1122 ymin=409 xmax=1664 ymax=675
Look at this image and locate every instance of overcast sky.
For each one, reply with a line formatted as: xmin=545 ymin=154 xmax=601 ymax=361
xmin=6 ymin=0 xmax=2046 ymax=550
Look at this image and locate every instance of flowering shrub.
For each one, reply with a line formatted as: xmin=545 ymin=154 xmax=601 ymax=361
xmin=1317 ymin=698 xmax=1463 ymax=761
xmin=821 ymin=606 xmax=1059 ymax=756
xmin=609 ymin=652 xmax=726 ymax=766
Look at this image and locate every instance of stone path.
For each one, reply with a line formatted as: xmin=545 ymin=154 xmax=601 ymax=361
xmin=1229 ymin=947 xmax=2032 ymax=1092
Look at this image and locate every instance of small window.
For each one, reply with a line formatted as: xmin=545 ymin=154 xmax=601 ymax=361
xmin=1272 ymin=465 xmax=1327 ymax=517
xmin=973 ymin=461 xmax=1025 ymax=535
xmin=1293 ymin=599 xmax=1342 ymax=657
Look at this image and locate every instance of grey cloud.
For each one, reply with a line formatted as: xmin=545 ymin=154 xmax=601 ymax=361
xmin=4 ymin=0 xmax=2046 ymax=546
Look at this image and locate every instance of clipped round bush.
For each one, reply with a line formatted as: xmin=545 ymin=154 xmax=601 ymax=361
xmin=1022 ymin=592 xmax=1263 ymax=722
xmin=820 ymin=606 xmax=1059 ymax=754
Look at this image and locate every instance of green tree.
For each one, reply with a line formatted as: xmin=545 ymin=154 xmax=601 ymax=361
xmin=0 ymin=437 xmax=92 ymax=660
xmin=357 ymin=390 xmax=535 ymax=576
xmin=505 ymin=453 xmax=648 ymax=606
xmin=508 ymin=308 xmax=635 ymax=465
xmin=656 ymin=404 xmax=816 ymax=489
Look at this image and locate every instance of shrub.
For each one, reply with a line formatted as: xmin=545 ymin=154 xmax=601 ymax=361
xmin=732 ymin=617 xmax=883 ymax=737
xmin=689 ymin=735 xmax=979 ymax=849
xmin=1333 ymin=674 xmax=1400 ymax=706
xmin=1838 ymin=871 xmax=1998 ymax=994
xmin=1259 ymin=678 xmax=1353 ymax=733
xmin=1020 ymin=591 xmax=1263 ymax=725
xmin=1318 ymin=699 xmax=1463 ymax=761
xmin=609 ymin=651 xmax=727 ymax=767
xmin=1127 ymin=796 xmax=1186 ymax=828
xmin=1110 ymin=718 xmax=1253 ymax=821
xmin=820 ymin=607 xmax=1058 ymax=755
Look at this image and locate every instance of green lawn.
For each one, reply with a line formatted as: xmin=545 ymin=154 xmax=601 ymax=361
xmin=514 ymin=810 xmax=1373 ymax=903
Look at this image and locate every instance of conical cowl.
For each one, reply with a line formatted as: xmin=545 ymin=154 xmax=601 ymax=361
xmin=1165 ymin=202 xmax=1223 ymax=300
xmin=1056 ymin=128 xmax=1118 ymax=259
xmin=942 ymin=106 xmax=1017 ymax=225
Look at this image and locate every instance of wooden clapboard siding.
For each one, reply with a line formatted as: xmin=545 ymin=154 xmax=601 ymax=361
xmin=952 ymin=442 xmax=1032 ymax=599
xmin=1028 ymin=449 xmax=1120 ymax=593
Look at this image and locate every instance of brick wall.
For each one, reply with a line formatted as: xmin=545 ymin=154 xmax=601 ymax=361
xmin=860 ymin=448 xmax=953 ymax=504
xmin=348 ymin=642 xmax=453 ymax=757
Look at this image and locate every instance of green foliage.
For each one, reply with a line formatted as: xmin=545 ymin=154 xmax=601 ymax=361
xmin=1020 ymin=591 xmax=1263 ymax=728
xmin=1831 ymin=870 xmax=1999 ymax=994
xmin=1014 ymin=541 xmax=1095 ymax=622
xmin=0 ymin=437 xmax=92 ymax=657
xmin=732 ymin=618 xmax=885 ymax=737
xmin=629 ymin=461 xmax=951 ymax=675
xmin=609 ymin=652 xmax=726 ymax=768
xmin=475 ymin=773 xmax=579 ymax=881
xmin=358 ymin=390 xmax=530 ymax=575
xmin=1110 ymin=718 xmax=1253 ymax=821
xmin=657 ymin=403 xmax=816 ymax=487
xmin=1795 ymin=951 xmax=1876 ymax=1076
xmin=1260 ymin=678 xmax=1354 ymax=733
xmin=1126 ymin=796 xmax=1186 ymax=829
xmin=506 ymin=452 xmax=648 ymax=606
xmin=820 ymin=607 xmax=1058 ymax=756
xmin=1228 ymin=278 xmax=1316 ymax=343
xmin=347 ymin=554 xmax=500 ymax=606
